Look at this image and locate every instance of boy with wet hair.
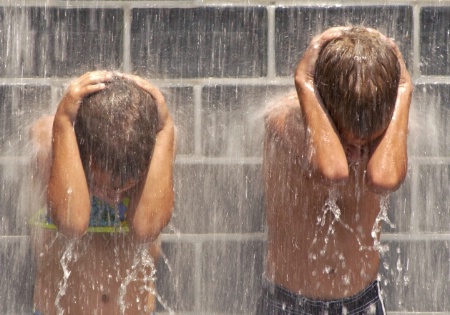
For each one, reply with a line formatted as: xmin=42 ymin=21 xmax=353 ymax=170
xmin=258 ymin=27 xmax=412 ymax=314
xmin=75 ymin=77 xmax=159 ymax=190
xmin=315 ymin=27 xmax=400 ymax=142
xmin=31 ymin=71 xmax=175 ymax=315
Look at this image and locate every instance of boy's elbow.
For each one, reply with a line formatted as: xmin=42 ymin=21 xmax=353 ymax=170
xmin=366 ymin=167 xmax=406 ymax=194
xmin=50 ymin=211 xmax=88 ymax=239
xmin=131 ymin=221 xmax=164 ymax=244
xmin=131 ymin=228 xmax=157 ymax=244
xmin=131 ymin=204 xmax=174 ymax=244
xmin=323 ymin=165 xmax=348 ymax=183
xmin=316 ymin=159 xmax=349 ymax=184
xmin=58 ymin=224 xmax=88 ymax=239
xmin=47 ymin=198 xmax=90 ymax=239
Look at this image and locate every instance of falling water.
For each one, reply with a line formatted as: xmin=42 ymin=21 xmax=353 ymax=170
xmin=312 ymin=189 xmax=398 ymax=267
xmin=55 ymin=240 xmax=78 ymax=315
xmin=118 ymin=245 xmax=172 ymax=315
xmin=0 ymin=1 xmax=449 ymax=314
xmin=372 ymin=196 xmax=395 ymax=254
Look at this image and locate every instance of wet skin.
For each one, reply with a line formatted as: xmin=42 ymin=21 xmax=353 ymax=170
xmin=340 ymin=127 xmax=387 ymax=164
xmin=32 ymin=228 xmax=160 ymax=315
xmin=30 ymin=71 xmax=175 ymax=314
xmin=30 ymin=116 xmax=161 ymax=315
xmin=264 ymin=95 xmax=386 ymax=299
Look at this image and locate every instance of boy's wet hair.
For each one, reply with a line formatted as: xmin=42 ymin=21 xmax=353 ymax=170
xmin=314 ymin=27 xmax=400 ymax=140
xmin=75 ymin=76 xmax=159 ymax=188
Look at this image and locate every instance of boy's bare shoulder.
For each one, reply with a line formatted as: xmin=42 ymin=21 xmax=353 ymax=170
xmin=264 ymin=92 xmax=305 ymax=147
xmin=30 ymin=115 xmax=54 ymax=146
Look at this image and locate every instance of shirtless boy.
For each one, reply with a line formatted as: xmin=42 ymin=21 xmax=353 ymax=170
xmin=258 ymin=27 xmax=412 ymax=314
xmin=30 ymin=71 xmax=175 ymax=314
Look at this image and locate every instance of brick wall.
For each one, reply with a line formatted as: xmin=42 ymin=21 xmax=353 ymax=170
xmin=0 ymin=1 xmax=449 ymax=314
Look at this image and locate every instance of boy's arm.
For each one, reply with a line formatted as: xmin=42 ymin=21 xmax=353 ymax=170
xmin=121 ymin=74 xmax=175 ymax=243
xmin=294 ymin=27 xmax=350 ymax=183
xmin=47 ymin=71 xmax=112 ymax=238
xmin=366 ymin=39 xmax=412 ymax=193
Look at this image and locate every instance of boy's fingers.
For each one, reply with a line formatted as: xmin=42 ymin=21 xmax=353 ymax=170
xmin=310 ymin=26 xmax=350 ymax=49
xmin=115 ymin=72 xmax=171 ymax=126
xmin=385 ymin=39 xmax=411 ymax=85
xmin=362 ymin=31 xmax=411 ymax=86
xmin=78 ymin=71 xmax=113 ymax=87
xmin=366 ymin=28 xmax=400 ymax=62
xmin=299 ymin=26 xmax=349 ymax=76
xmin=82 ymin=83 xmax=107 ymax=95
xmin=117 ymin=73 xmax=167 ymax=107
xmin=67 ymin=71 xmax=112 ymax=97
xmin=66 ymin=82 xmax=107 ymax=101
xmin=317 ymin=26 xmax=350 ymax=43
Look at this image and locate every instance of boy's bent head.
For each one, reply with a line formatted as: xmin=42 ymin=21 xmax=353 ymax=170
xmin=314 ymin=27 xmax=400 ymax=141
xmin=75 ymin=76 xmax=159 ymax=188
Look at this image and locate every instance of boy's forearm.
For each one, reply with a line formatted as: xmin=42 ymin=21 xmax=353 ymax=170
xmin=295 ymin=77 xmax=349 ymax=182
xmin=47 ymin=116 xmax=90 ymax=237
xmin=130 ymin=119 xmax=175 ymax=243
xmin=366 ymin=84 xmax=412 ymax=193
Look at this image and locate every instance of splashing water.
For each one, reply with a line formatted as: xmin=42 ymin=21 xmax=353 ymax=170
xmin=312 ymin=188 xmax=360 ymax=257
xmin=55 ymin=239 xmax=79 ymax=315
xmin=118 ymin=245 xmax=173 ymax=315
xmin=371 ymin=195 xmax=395 ymax=254
xmin=313 ymin=188 xmax=340 ymax=256
xmin=313 ymin=189 xmax=396 ymax=256
xmin=160 ymin=249 xmax=173 ymax=274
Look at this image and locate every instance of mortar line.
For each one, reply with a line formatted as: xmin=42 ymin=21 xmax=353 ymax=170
xmin=193 ymin=85 xmax=203 ymax=156
xmin=160 ymin=232 xmax=450 ymax=243
xmin=194 ymin=242 xmax=202 ymax=313
xmin=2 ymin=155 xmax=450 ymax=166
xmin=3 ymin=75 xmax=445 ymax=87
xmin=160 ymin=233 xmax=266 ymax=243
xmin=0 ymin=77 xmax=294 ymax=86
xmin=1 ymin=0 xmax=445 ymax=8
xmin=266 ymin=5 xmax=276 ymax=79
xmin=409 ymin=160 xmax=420 ymax=233
xmin=0 ymin=1 xmax=449 ymax=8
xmin=123 ymin=5 xmax=132 ymax=73
xmin=3 ymin=232 xmax=450 ymax=244
xmin=412 ymin=3 xmax=421 ymax=79
xmin=380 ymin=233 xmax=450 ymax=242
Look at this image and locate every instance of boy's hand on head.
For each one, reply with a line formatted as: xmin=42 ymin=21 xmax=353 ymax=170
xmin=365 ymin=28 xmax=413 ymax=101
xmin=113 ymin=73 xmax=175 ymax=242
xmin=292 ymin=27 xmax=352 ymax=182
xmin=364 ymin=34 xmax=412 ymax=193
xmin=116 ymin=73 xmax=173 ymax=132
xmin=295 ymin=26 xmax=350 ymax=89
xmin=388 ymin=38 xmax=413 ymax=100
xmin=56 ymin=71 xmax=113 ymax=122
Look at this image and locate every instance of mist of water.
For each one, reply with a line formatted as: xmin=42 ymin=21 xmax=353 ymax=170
xmin=0 ymin=2 xmax=449 ymax=315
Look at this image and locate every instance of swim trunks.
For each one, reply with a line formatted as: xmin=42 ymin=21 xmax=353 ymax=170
xmin=31 ymin=196 xmax=130 ymax=233
xmin=256 ymin=278 xmax=386 ymax=315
